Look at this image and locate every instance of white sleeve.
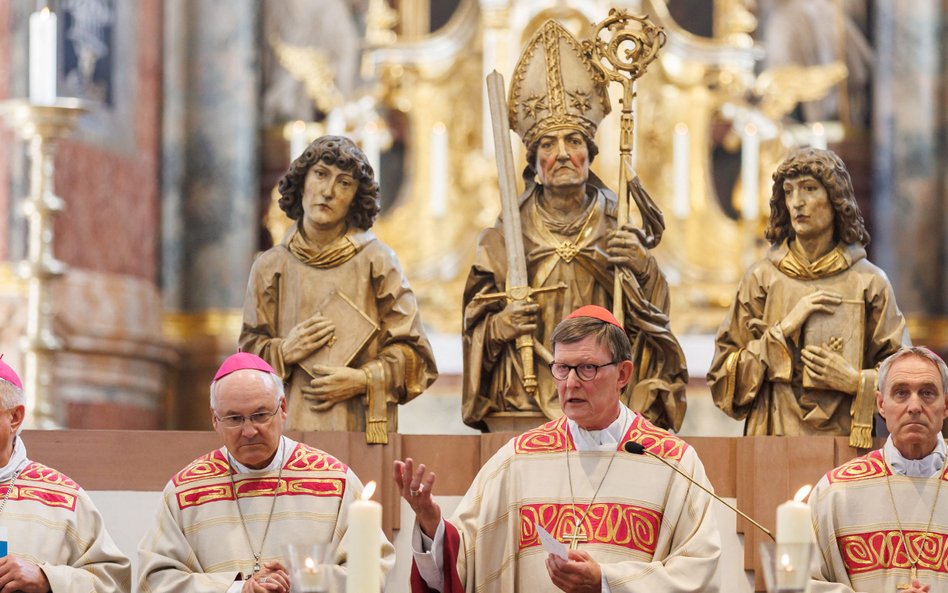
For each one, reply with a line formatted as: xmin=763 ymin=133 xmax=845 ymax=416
xmin=411 ymin=518 xmax=446 ymax=592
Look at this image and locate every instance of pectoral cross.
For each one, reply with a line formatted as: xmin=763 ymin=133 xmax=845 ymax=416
xmin=561 ymin=524 xmax=588 ymax=551
xmin=896 ymin=565 xmax=918 ymax=590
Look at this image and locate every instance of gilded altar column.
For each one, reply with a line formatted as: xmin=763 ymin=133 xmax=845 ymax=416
xmin=872 ymin=0 xmax=945 ymax=316
xmin=161 ymin=0 xmax=261 ymax=428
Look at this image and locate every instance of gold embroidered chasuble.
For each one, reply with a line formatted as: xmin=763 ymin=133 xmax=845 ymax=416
xmin=239 ymin=226 xmax=437 ymax=434
xmin=808 ymin=449 xmax=948 ymax=592
xmin=137 ymin=440 xmax=394 ymax=593
xmin=708 ymin=241 xmax=907 ymax=438
xmin=424 ymin=414 xmax=720 ymax=592
xmin=0 ymin=461 xmax=131 ymax=593
xmin=463 ymin=182 xmax=688 ymax=431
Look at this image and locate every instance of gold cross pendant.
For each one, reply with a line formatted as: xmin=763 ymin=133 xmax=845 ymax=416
xmin=561 ymin=525 xmax=588 ymax=551
xmin=897 ymin=565 xmax=918 ymax=590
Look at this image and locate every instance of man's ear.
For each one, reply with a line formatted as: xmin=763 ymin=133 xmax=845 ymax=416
xmin=9 ymin=405 xmax=24 ymax=433
xmin=616 ymin=360 xmax=635 ymax=390
xmin=875 ymin=390 xmax=885 ymax=417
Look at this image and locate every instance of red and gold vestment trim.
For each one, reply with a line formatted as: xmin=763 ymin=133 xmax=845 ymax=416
xmin=839 ymin=529 xmax=948 ymax=575
xmin=18 ymin=462 xmax=80 ymax=490
xmin=0 ymin=483 xmax=78 ymax=511
xmin=827 ymin=450 xmax=891 ymax=484
xmin=519 ymin=502 xmax=662 ymax=556
xmin=282 ymin=444 xmax=348 ymax=473
xmin=176 ymin=476 xmax=346 ymax=510
xmin=173 ymin=450 xmax=231 ymax=486
xmin=514 ymin=414 xmax=687 ymax=461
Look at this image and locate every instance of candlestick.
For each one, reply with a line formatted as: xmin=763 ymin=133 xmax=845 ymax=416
xmin=672 ymin=123 xmax=690 ymax=219
xmin=429 ymin=122 xmax=448 ymax=219
xmin=1 ymin=99 xmax=86 ymax=428
xmin=811 ymin=122 xmax=827 ymax=150
xmin=741 ymin=122 xmax=759 ymax=221
xmin=346 ymin=481 xmax=381 ymax=593
xmin=29 ymin=7 xmax=58 ymax=104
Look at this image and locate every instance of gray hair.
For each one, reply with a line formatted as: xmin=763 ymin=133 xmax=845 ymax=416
xmin=209 ymin=371 xmax=285 ymax=411
xmin=0 ymin=379 xmax=24 ymax=410
xmin=877 ymin=346 xmax=948 ymax=396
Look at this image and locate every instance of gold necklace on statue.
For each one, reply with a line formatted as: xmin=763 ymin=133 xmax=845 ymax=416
xmin=563 ymin=415 xmax=628 ymax=550
xmin=534 ymin=196 xmax=597 ymax=263
xmin=882 ymin=449 xmax=946 ymax=590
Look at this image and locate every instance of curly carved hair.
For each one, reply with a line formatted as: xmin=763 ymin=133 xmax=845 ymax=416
xmin=764 ymin=147 xmax=869 ymax=247
xmin=277 ymin=135 xmax=381 ymax=231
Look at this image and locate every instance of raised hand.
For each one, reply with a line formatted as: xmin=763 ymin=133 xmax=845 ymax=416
xmin=393 ymin=457 xmax=441 ymax=538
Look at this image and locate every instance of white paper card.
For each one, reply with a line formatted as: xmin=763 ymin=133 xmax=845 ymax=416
xmin=536 ymin=524 xmax=567 ymax=560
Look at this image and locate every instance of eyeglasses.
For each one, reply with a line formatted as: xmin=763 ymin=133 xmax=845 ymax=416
xmin=214 ymin=404 xmax=282 ymax=429
xmin=549 ymin=361 xmax=619 ymax=382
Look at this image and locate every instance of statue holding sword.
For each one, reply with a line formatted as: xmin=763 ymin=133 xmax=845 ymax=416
xmin=462 ymin=15 xmax=688 ymax=433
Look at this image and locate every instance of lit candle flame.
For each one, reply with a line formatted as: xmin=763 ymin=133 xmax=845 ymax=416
xmin=793 ymin=484 xmax=812 ymax=503
xmin=779 ymin=553 xmax=793 ymax=571
xmin=305 ymin=557 xmax=315 ymax=570
xmin=362 ymin=481 xmax=377 ymax=501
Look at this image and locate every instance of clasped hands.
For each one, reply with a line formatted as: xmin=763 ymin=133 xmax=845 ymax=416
xmin=241 ymin=561 xmax=289 ymax=593
xmin=281 ymin=314 xmax=367 ymax=410
xmin=394 ymin=458 xmax=602 ymax=593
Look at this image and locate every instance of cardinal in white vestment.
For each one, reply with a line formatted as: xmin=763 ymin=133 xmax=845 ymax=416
xmin=809 ymin=346 xmax=948 ymax=593
xmin=0 ymin=358 xmax=130 ymax=593
xmin=138 ymin=352 xmax=394 ymax=593
xmin=395 ymin=306 xmax=721 ymax=593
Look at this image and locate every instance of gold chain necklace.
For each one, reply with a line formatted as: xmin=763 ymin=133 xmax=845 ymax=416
xmin=563 ymin=414 xmax=628 ymax=550
xmin=534 ymin=196 xmax=597 ymax=263
xmin=228 ymin=445 xmax=285 ymax=576
xmin=882 ymin=449 xmax=946 ymax=589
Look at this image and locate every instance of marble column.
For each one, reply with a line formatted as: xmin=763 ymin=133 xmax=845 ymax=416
xmin=872 ymin=0 xmax=946 ymax=316
xmin=162 ymin=0 xmax=261 ymax=427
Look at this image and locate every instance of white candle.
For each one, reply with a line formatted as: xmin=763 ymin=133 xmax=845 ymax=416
xmin=429 ymin=122 xmax=448 ymax=219
xmin=776 ymin=485 xmax=813 ymax=543
xmin=672 ymin=123 xmax=690 ymax=219
xmin=29 ymin=7 xmax=57 ymax=104
xmin=741 ymin=122 xmax=759 ymax=221
xmin=289 ymin=120 xmax=307 ymax=162
xmin=811 ymin=122 xmax=827 ymax=150
xmin=346 ymin=481 xmax=381 ymax=593
xmin=297 ymin=556 xmax=324 ymax=592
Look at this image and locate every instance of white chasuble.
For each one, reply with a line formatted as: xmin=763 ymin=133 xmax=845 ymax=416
xmin=0 ymin=461 xmax=131 ymax=593
xmin=138 ymin=440 xmax=394 ymax=593
xmin=809 ymin=449 xmax=948 ymax=593
xmin=411 ymin=414 xmax=721 ymax=593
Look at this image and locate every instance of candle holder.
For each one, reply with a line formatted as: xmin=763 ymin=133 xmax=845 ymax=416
xmin=0 ymin=98 xmax=86 ymax=428
xmin=283 ymin=543 xmax=330 ymax=593
xmin=759 ymin=542 xmax=815 ymax=593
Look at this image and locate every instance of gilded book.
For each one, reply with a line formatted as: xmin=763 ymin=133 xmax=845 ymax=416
xmin=802 ymin=298 xmax=865 ymax=389
xmin=301 ymin=288 xmax=378 ymax=377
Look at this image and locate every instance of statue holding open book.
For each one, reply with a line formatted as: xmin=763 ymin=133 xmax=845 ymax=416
xmin=708 ymin=148 xmax=909 ymax=447
xmin=239 ymin=135 xmax=438 ymax=443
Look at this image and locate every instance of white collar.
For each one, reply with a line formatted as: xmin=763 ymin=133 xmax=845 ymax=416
xmin=884 ymin=434 xmax=947 ymax=478
xmin=567 ymin=406 xmax=633 ymax=452
xmin=0 ymin=435 xmax=30 ymax=482
xmin=227 ymin=436 xmax=293 ymax=474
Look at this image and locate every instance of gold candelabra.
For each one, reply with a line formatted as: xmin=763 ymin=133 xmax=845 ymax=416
xmin=0 ymin=98 xmax=86 ymax=428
